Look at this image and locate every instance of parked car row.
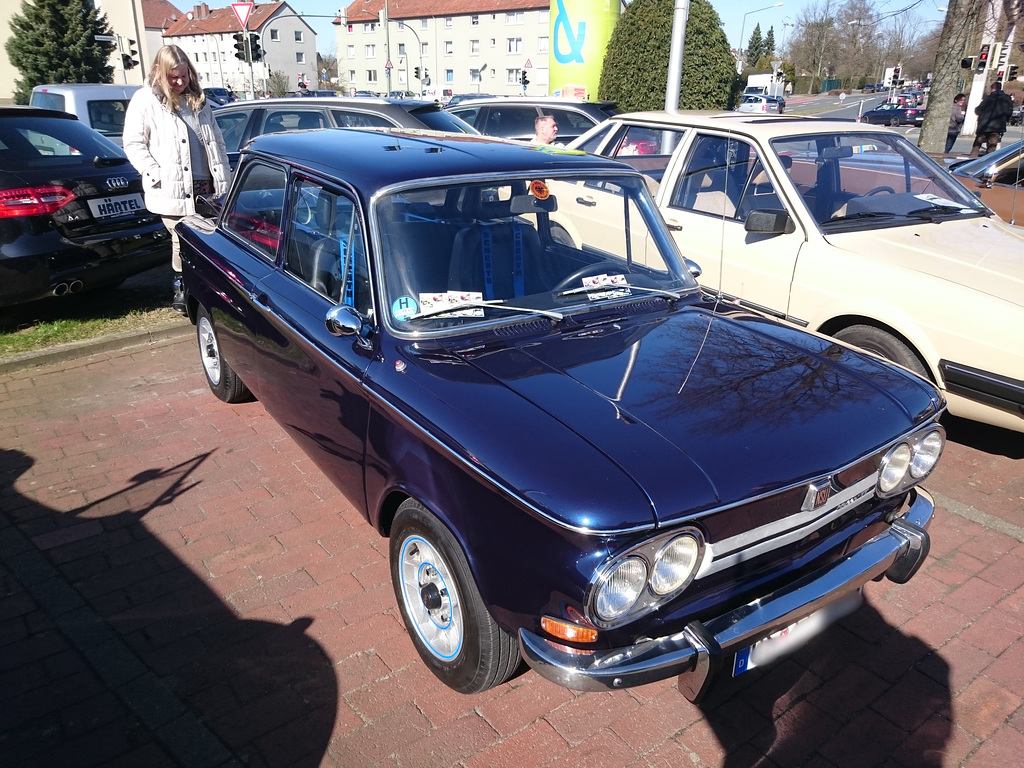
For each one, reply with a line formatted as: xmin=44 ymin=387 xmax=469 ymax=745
xmin=178 ymin=127 xmax=948 ymax=701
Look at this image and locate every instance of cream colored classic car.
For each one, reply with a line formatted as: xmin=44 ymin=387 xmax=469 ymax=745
xmin=572 ymin=111 xmax=1024 ymax=433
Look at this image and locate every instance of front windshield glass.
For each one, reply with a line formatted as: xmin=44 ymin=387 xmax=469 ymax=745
xmin=771 ymin=132 xmax=988 ymax=228
xmin=377 ymin=173 xmax=696 ymax=334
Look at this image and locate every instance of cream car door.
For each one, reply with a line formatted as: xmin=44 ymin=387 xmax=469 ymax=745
xmin=662 ymin=134 xmax=803 ymax=320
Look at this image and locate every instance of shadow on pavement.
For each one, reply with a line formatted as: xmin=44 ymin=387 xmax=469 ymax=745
xmin=0 ymin=448 xmax=338 ymax=768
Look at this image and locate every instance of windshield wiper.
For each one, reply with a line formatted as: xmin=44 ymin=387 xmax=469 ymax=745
xmin=906 ymin=205 xmax=971 ymax=221
xmin=825 ymin=211 xmax=896 ymax=224
xmin=556 ymin=282 xmax=685 ymax=301
xmin=409 ymin=298 xmax=564 ymax=322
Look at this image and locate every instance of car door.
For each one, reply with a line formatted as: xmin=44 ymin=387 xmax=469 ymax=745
xmin=251 ymin=173 xmax=375 ymax=505
xmin=661 ymin=133 xmax=802 ymax=319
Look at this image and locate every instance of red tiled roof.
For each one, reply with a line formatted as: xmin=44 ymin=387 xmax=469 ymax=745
xmin=142 ymin=0 xmax=185 ymax=30
xmin=161 ymin=1 xmax=311 ymax=37
xmin=342 ymin=0 xmax=548 ymax=22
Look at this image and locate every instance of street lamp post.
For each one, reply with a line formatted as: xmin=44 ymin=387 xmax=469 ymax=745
xmin=396 ymin=21 xmax=425 ymax=95
xmin=258 ymin=12 xmax=342 ymax=95
xmin=738 ymin=2 xmax=784 ymax=73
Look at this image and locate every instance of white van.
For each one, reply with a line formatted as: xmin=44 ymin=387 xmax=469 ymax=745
xmin=29 ymin=84 xmax=141 ymax=146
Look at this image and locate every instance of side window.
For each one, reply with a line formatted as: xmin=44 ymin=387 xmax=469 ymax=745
xmin=223 ymin=162 xmax=286 ymax=259
xmin=284 ymin=177 xmax=369 ymax=310
xmin=329 ymin=109 xmax=395 ymax=128
xmin=261 ymin=110 xmax=325 ymax=135
xmin=214 ymin=111 xmax=251 ymax=153
xmin=669 ymin=135 xmax=751 ymax=220
xmin=607 ymin=125 xmax=686 ymax=190
xmin=575 ymin=123 xmax=616 ymax=154
xmin=489 ymin=106 xmax=537 ymax=137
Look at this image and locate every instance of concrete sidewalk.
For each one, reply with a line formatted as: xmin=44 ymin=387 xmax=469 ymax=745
xmin=2 ymin=331 xmax=1024 ymax=767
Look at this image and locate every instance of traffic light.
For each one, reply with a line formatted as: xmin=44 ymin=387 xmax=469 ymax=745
xmin=414 ymin=66 xmax=421 ymax=79
xmin=520 ymin=71 xmax=529 ymax=87
xmin=249 ymin=33 xmax=262 ymax=62
xmin=961 ymin=57 xmax=975 ymax=69
xmin=1010 ymin=64 xmax=1020 ymax=81
xmin=122 ymin=39 xmax=138 ymax=69
xmin=977 ymin=44 xmax=990 ymax=72
xmin=233 ymin=33 xmax=247 ymax=61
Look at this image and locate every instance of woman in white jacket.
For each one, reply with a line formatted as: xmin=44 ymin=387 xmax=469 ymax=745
xmin=123 ymin=45 xmax=231 ymax=314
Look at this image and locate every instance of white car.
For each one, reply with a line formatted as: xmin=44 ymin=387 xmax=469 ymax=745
xmin=735 ymin=94 xmax=781 ymax=114
xmin=571 ymin=111 xmax=1024 ymax=433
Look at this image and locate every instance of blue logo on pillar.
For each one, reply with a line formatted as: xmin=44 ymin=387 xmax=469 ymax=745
xmin=553 ymin=0 xmax=586 ymax=64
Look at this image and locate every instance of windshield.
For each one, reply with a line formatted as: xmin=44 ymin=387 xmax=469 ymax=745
xmin=952 ymin=139 xmax=1024 ymax=184
xmin=377 ymin=173 xmax=696 ymax=334
xmin=770 ymin=132 xmax=988 ymax=228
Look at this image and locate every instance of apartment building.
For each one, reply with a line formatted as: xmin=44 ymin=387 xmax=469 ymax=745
xmin=338 ymin=0 xmax=550 ymax=98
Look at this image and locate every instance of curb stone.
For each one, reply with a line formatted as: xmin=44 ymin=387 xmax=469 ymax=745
xmin=0 ymin=320 xmax=192 ymax=375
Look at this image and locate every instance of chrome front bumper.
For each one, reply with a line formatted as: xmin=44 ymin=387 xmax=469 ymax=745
xmin=519 ymin=487 xmax=934 ymax=703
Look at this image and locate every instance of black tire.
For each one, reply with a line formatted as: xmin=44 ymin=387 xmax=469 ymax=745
xmin=390 ymin=499 xmax=520 ymax=693
xmin=196 ymin=305 xmax=251 ymax=403
xmin=833 ymin=324 xmax=929 ymax=379
xmin=889 ymin=116 xmax=901 ymax=127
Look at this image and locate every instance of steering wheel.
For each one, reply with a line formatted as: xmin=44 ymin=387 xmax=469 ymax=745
xmin=865 ymin=186 xmax=895 ymax=196
xmin=552 ymin=263 xmax=626 ymax=294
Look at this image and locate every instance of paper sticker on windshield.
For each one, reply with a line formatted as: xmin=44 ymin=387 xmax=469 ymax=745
xmin=914 ymin=193 xmax=969 ymax=210
xmin=392 ymin=296 xmax=419 ymax=321
xmin=582 ymin=274 xmax=631 ymax=300
xmin=530 ymin=180 xmax=550 ymax=200
xmin=419 ymin=291 xmax=484 ymax=317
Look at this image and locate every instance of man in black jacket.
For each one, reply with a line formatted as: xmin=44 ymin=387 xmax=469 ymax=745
xmin=969 ymin=81 xmax=1014 ymax=157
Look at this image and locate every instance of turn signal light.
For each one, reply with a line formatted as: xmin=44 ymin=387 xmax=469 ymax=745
xmin=541 ymin=616 xmax=598 ymax=644
xmin=0 ymin=185 xmax=75 ymax=217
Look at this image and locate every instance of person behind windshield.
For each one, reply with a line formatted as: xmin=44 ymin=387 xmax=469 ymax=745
xmin=946 ymin=93 xmax=966 ymax=154
xmin=123 ymin=45 xmax=231 ymax=314
xmin=969 ymin=81 xmax=1014 ymax=158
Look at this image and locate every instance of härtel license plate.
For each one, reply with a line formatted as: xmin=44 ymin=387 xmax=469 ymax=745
xmin=88 ymin=193 xmax=145 ymax=219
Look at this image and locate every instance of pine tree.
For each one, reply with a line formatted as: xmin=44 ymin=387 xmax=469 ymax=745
xmin=598 ymin=0 xmax=734 ymax=111
xmin=764 ymin=28 xmax=776 ymax=61
xmin=747 ymin=24 xmax=765 ymax=68
xmin=6 ymin=0 xmax=117 ymax=104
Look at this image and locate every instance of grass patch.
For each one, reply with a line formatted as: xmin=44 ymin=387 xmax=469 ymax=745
xmin=0 ymin=264 xmax=183 ymax=360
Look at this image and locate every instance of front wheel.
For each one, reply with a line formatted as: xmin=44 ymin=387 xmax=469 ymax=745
xmin=196 ymin=305 xmax=251 ymax=403
xmin=833 ymin=324 xmax=929 ymax=380
xmin=390 ymin=499 xmax=520 ymax=693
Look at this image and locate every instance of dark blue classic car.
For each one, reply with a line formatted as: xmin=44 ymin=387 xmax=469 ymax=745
xmin=178 ymin=130 xmax=946 ymax=701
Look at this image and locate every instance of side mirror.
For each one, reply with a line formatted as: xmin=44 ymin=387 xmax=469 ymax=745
xmin=744 ymin=209 xmax=796 ymax=235
xmin=684 ymin=258 xmax=702 ymax=279
xmin=325 ymin=305 xmax=374 ymax=350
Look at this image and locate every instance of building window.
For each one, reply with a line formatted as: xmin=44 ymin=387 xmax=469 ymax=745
xmin=364 ymin=22 xmax=377 ymax=32
xmin=365 ymin=44 xmax=376 ymax=58
xmin=420 ymin=19 xmax=428 ymax=30
xmin=348 ymin=70 xmax=356 ymax=82
xmin=296 ymin=53 xmax=305 ymax=65
xmin=506 ymin=69 xmax=518 ymax=84
xmin=507 ymin=38 xmax=522 ymax=55
xmin=445 ymin=17 xmax=453 ymax=28
xmin=470 ymin=40 xmax=479 ymax=55
xmin=471 ymin=15 xmax=479 ymax=25
xmin=538 ymin=37 xmax=549 ymax=54
xmin=445 ymin=69 xmax=453 ymax=83
xmin=270 ymin=29 xmax=280 ymax=41
xmin=347 ymin=45 xmax=355 ymax=59
xmin=398 ymin=43 xmax=406 ymax=56
xmin=367 ymin=70 xmax=378 ymax=84
xmin=445 ymin=41 xmax=453 ymax=55
xmin=471 ymin=69 xmax=483 ymax=84
xmin=505 ymin=12 xmax=524 ymax=24
xmin=491 ymin=38 xmax=496 ymax=47
xmin=421 ymin=42 xmax=428 ymax=56
xmin=294 ymin=30 xmax=303 ymax=42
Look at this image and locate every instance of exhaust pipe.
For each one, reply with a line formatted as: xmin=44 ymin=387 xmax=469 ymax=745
xmin=52 ymin=283 xmax=69 ymax=296
xmin=51 ymin=280 xmax=84 ymax=296
xmin=68 ymin=280 xmax=84 ymax=293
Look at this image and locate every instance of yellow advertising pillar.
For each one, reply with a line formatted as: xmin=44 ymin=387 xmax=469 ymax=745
xmin=548 ymin=0 xmax=620 ymax=98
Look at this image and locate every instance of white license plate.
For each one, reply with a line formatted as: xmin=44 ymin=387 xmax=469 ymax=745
xmin=732 ymin=588 xmax=863 ymax=676
xmin=88 ymin=193 xmax=145 ymax=219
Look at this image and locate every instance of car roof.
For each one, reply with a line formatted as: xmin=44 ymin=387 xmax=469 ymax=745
xmin=217 ymin=96 xmax=440 ymax=110
xmin=606 ymin=110 xmax=893 ymax=138
xmin=244 ymin=129 xmax=635 ymax=191
xmin=0 ymin=105 xmax=79 ymax=121
xmin=449 ymin=97 xmax=616 ymax=109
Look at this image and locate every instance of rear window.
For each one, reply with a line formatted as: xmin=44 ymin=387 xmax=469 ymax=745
xmin=29 ymin=92 xmax=66 ymax=112
xmin=407 ymin=105 xmax=479 ymax=134
xmin=0 ymin=115 xmax=123 ymax=172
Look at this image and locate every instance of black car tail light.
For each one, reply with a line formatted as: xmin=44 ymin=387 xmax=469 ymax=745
xmin=0 ymin=185 xmax=76 ymax=218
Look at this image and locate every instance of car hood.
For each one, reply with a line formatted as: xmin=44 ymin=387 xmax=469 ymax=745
xmin=417 ymin=304 xmax=942 ymax=531
xmin=826 ymin=216 xmax=1024 ymax=305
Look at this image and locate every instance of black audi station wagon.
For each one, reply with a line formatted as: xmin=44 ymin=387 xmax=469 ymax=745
xmin=178 ymin=130 xmax=946 ymax=701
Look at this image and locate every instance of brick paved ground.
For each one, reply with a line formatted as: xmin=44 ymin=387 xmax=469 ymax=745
xmin=1 ymin=331 xmax=1022 ymax=768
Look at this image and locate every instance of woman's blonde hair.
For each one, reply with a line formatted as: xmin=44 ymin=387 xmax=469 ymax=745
xmin=148 ymin=45 xmax=205 ymax=112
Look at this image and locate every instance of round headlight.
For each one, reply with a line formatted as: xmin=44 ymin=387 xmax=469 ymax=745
xmin=650 ymin=535 xmax=701 ymax=595
xmin=879 ymin=442 xmax=912 ymax=494
xmin=909 ymin=429 xmax=944 ymax=479
xmin=594 ymin=557 xmax=647 ymax=621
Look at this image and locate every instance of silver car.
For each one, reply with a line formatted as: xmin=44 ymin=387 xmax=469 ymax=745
xmin=735 ymin=94 xmax=781 ymax=114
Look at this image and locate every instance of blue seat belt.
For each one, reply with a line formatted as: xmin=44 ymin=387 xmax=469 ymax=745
xmin=480 ymin=224 xmax=524 ymax=300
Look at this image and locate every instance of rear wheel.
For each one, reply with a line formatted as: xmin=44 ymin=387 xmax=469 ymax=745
xmin=833 ymin=324 xmax=929 ymax=379
xmin=889 ymin=116 xmax=901 ymax=127
xmin=390 ymin=499 xmax=520 ymax=693
xmin=196 ymin=305 xmax=251 ymax=403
